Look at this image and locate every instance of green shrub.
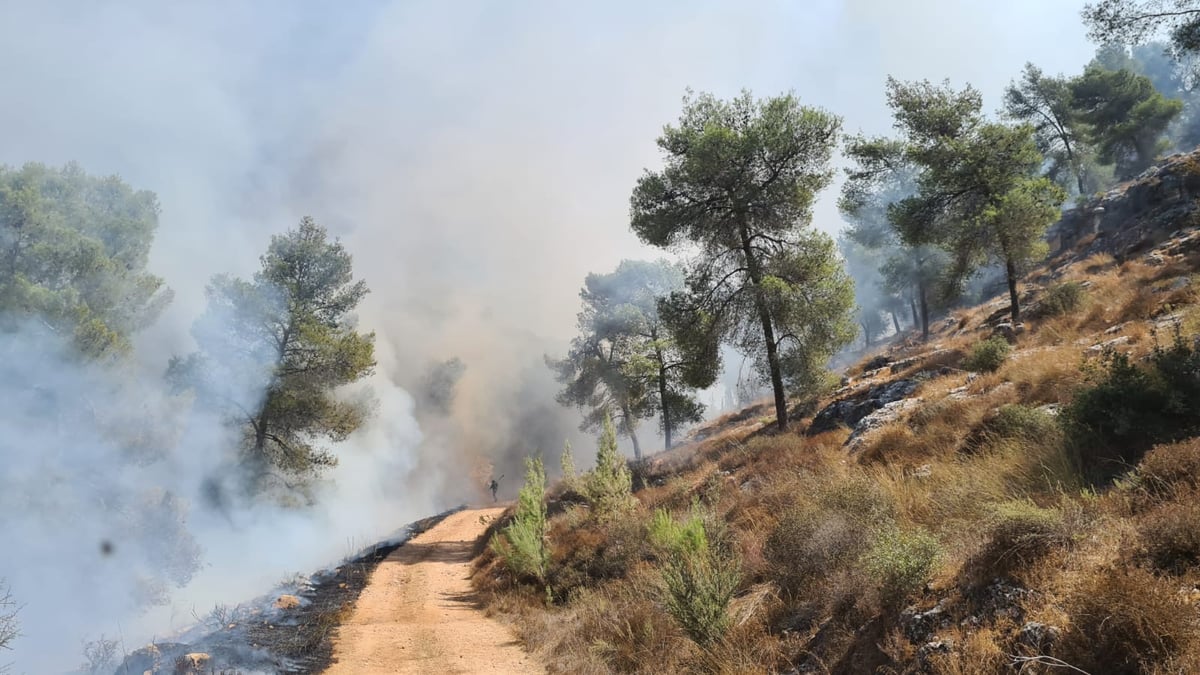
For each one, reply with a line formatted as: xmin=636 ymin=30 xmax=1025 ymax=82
xmin=1033 ymin=281 xmax=1086 ymax=318
xmin=962 ymin=500 xmax=1066 ymax=587
xmin=1136 ymin=501 xmax=1200 ymax=575
xmin=584 ymin=415 xmax=635 ymax=516
xmin=491 ymin=456 xmax=550 ymax=584
xmin=648 ymin=504 xmax=708 ymax=558
xmin=963 ymin=336 xmax=1012 ymax=373
xmin=989 ymin=404 xmax=1057 ymax=441
xmin=864 ymin=528 xmax=940 ymax=607
xmin=659 ymin=540 xmax=742 ymax=646
xmin=1063 ymin=335 xmax=1200 ymax=477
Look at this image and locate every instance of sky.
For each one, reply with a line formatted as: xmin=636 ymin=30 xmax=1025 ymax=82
xmin=0 ymin=1 xmax=1103 ymax=669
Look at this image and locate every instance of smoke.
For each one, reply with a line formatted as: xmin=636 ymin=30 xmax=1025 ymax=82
xmin=0 ymin=1 xmax=1101 ymax=671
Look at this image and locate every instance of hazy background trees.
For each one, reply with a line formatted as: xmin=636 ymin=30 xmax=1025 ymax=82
xmin=0 ymin=162 xmax=172 ymax=358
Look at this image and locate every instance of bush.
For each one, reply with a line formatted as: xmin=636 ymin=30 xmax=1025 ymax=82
xmin=961 ymin=500 xmax=1066 ymax=587
xmin=988 ymin=404 xmax=1056 ymax=441
xmin=491 ymin=456 xmax=550 ymax=585
xmin=585 ymin=415 xmax=635 ymax=516
xmin=1136 ymin=501 xmax=1200 ymax=575
xmin=1032 ymin=281 xmax=1086 ymax=318
xmin=864 ymin=528 xmax=940 ymax=607
xmin=963 ymin=337 xmax=1011 ymax=373
xmin=1055 ymin=567 xmax=1197 ymax=674
xmin=1063 ymin=335 xmax=1200 ymax=477
xmin=658 ymin=515 xmax=742 ymax=646
xmin=1137 ymin=439 xmax=1200 ymax=499
xmin=764 ymin=475 xmax=894 ymax=596
xmin=649 ymin=504 xmax=708 ymax=558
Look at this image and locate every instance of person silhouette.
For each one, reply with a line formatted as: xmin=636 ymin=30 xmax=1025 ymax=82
xmin=488 ymin=475 xmax=504 ymax=502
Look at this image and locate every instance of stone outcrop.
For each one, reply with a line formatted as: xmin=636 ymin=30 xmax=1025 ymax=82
xmin=1048 ymin=150 xmax=1200 ymax=260
xmin=809 ymin=379 xmax=918 ymax=435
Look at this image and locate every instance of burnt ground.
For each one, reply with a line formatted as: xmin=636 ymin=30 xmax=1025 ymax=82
xmin=113 ymin=509 xmax=460 ymax=675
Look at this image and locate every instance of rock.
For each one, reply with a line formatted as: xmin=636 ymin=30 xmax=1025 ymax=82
xmin=847 ymin=397 xmax=924 ymax=449
xmin=274 ymin=594 xmax=301 ymax=610
xmin=992 ymin=322 xmax=1025 ymax=343
xmin=1017 ymin=622 xmax=1061 ymax=650
xmin=917 ymin=640 xmax=952 ymax=664
xmin=910 ymin=464 xmax=933 ymax=478
xmin=901 ymin=601 xmax=950 ymax=643
xmin=1036 ymin=404 xmax=1061 ymax=417
xmin=1170 ymin=277 xmax=1192 ymax=291
xmin=809 ymin=379 xmax=918 ymax=435
xmin=1088 ymin=336 xmax=1132 ymax=354
xmin=1103 ymin=322 xmax=1128 ymax=335
xmin=1146 ymin=251 xmax=1167 ymax=266
xmin=863 ymin=354 xmax=891 ymax=371
xmin=174 ymin=653 xmax=211 ymax=674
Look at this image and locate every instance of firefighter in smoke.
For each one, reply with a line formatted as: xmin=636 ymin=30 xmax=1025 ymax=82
xmin=488 ymin=475 xmax=504 ymax=502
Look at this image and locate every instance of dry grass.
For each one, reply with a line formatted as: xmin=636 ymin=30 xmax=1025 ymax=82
xmin=473 ymin=233 xmax=1200 ymax=674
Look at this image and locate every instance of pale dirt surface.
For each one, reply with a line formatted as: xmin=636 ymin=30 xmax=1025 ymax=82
xmin=324 ymin=506 xmax=544 ymax=674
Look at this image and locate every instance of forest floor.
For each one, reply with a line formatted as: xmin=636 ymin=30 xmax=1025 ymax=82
xmin=323 ymin=506 xmax=545 ymax=674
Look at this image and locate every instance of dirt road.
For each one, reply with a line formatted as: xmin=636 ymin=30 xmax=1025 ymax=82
xmin=324 ymin=507 xmax=543 ymax=674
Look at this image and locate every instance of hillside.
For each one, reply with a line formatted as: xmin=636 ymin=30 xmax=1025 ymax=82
xmin=473 ymin=151 xmax=1200 ymax=674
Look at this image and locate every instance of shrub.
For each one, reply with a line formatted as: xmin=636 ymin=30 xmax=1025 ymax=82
xmin=962 ymin=337 xmax=1011 ymax=373
xmin=988 ymin=404 xmax=1056 ymax=442
xmin=1063 ymin=335 xmax=1200 ymax=477
xmin=961 ymin=500 xmax=1066 ymax=587
xmin=864 ymin=528 xmax=940 ymax=607
xmin=1032 ymin=281 xmax=1086 ymax=318
xmin=1136 ymin=501 xmax=1200 ymax=575
xmin=1055 ymin=567 xmax=1197 ymax=674
xmin=585 ymin=415 xmax=635 ymax=516
xmin=658 ymin=515 xmax=742 ymax=646
xmin=649 ymin=504 xmax=708 ymax=558
xmin=1137 ymin=439 xmax=1200 ymax=499
xmin=491 ymin=456 xmax=550 ymax=585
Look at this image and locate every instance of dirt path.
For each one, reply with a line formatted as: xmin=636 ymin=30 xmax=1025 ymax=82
xmin=324 ymin=506 xmax=543 ymax=674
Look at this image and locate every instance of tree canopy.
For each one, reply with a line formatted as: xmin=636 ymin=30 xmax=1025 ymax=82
xmin=630 ymin=91 xmax=855 ymax=431
xmin=1083 ymin=0 xmax=1200 ymax=58
xmin=0 ymin=162 xmax=172 ymax=358
xmin=1071 ymin=65 xmax=1183 ymax=179
xmin=168 ymin=217 xmax=376 ymax=493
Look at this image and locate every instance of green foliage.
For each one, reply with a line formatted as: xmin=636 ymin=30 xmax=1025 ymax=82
xmin=630 ymin=90 xmax=854 ymax=430
xmin=1083 ymin=1 xmax=1200 ymax=60
xmin=658 ymin=516 xmax=742 ymax=646
xmin=1033 ymin=281 xmax=1087 ymax=318
xmin=549 ymin=259 xmax=706 ymax=456
xmin=989 ymin=404 xmax=1058 ymax=441
xmin=491 ymin=456 xmax=550 ymax=584
xmin=648 ymin=504 xmax=708 ymax=558
xmin=1071 ymin=65 xmax=1183 ymax=180
xmin=560 ymin=439 xmax=577 ymax=485
xmin=872 ymin=78 xmax=1066 ymax=323
xmin=0 ymin=162 xmax=172 ymax=358
xmin=583 ymin=415 xmax=635 ymax=516
xmin=168 ymin=217 xmax=376 ymax=488
xmin=1063 ymin=334 xmax=1200 ymax=476
xmin=1004 ymin=62 xmax=1100 ymax=195
xmin=963 ymin=336 xmax=1012 ymax=373
xmin=864 ymin=528 xmax=941 ymax=607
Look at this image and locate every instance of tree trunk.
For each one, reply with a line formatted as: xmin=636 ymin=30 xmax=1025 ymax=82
xmin=620 ymin=403 xmax=643 ymax=461
xmin=891 ymin=311 xmax=902 ymax=335
xmin=657 ymin=361 xmax=672 ymax=451
xmin=918 ymin=281 xmax=930 ymax=340
xmin=1005 ymin=257 xmax=1021 ymax=323
xmin=910 ymin=295 xmax=919 ymax=328
xmin=861 ymin=320 xmax=872 ymax=347
xmin=737 ymin=217 xmax=789 ymax=431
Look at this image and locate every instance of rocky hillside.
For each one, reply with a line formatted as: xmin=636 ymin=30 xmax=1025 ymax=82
xmin=473 ymin=158 xmax=1200 ymax=674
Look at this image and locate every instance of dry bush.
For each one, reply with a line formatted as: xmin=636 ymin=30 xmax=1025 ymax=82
xmin=959 ymin=500 xmax=1068 ymax=589
xmin=963 ymin=336 xmax=1012 ymax=373
xmin=925 ymin=627 xmax=1010 ymax=675
xmin=547 ymin=508 xmax=649 ymax=599
xmin=1136 ymin=438 xmax=1200 ymax=500
xmin=1135 ymin=500 xmax=1200 ymax=575
xmin=864 ymin=527 xmax=941 ymax=608
xmin=1055 ymin=566 xmax=1198 ymax=674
